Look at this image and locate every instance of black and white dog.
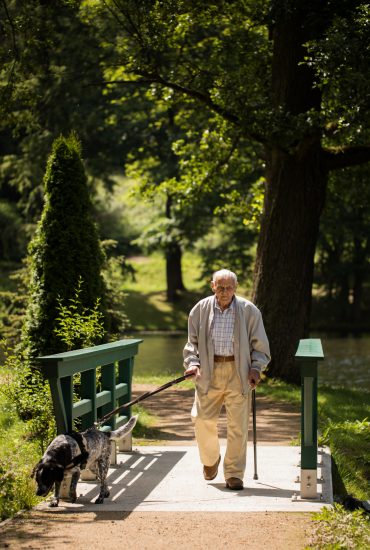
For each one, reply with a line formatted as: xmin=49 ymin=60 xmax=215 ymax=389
xmin=32 ymin=416 xmax=137 ymax=507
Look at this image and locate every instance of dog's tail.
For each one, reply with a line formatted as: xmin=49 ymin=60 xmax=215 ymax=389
xmin=109 ymin=415 xmax=138 ymax=441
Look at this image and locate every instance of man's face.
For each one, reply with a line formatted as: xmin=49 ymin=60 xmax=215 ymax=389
xmin=211 ymin=276 xmax=236 ymax=309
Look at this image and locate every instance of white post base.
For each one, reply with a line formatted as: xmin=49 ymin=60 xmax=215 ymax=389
xmin=59 ymin=474 xmax=72 ymax=499
xmin=300 ymin=468 xmax=318 ymax=499
xmin=117 ymin=432 xmax=132 ymax=452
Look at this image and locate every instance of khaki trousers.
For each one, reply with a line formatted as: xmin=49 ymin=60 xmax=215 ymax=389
xmin=191 ymin=361 xmax=250 ymax=480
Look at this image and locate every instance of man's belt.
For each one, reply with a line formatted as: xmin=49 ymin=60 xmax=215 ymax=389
xmin=214 ymin=355 xmax=235 ymax=362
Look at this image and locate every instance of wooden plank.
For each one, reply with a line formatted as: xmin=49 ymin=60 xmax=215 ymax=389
xmin=72 ymin=399 xmax=92 ymax=419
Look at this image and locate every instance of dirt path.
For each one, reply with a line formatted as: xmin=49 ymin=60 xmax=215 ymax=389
xmin=0 ymin=510 xmax=313 ymax=550
xmin=0 ymin=386 xmax=315 ymax=550
xmin=132 ymin=384 xmax=301 ymax=444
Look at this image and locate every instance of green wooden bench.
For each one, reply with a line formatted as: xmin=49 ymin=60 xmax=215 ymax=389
xmin=38 ymin=338 xmax=142 ymax=442
xmin=295 ymin=338 xmax=325 ymax=499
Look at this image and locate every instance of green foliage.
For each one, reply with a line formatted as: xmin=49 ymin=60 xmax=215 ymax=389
xmin=0 ymin=343 xmax=55 ymax=450
xmin=0 ymin=259 xmax=30 ymax=344
xmin=0 ymin=368 xmax=42 ymax=520
xmin=307 ymin=4 xmax=370 ymax=145
xmin=22 ymin=133 xmax=106 ymax=357
xmin=0 ymin=445 xmax=40 ymax=521
xmin=54 ymin=277 xmax=106 ymax=350
xmin=309 ymin=504 xmax=370 ymax=549
xmin=0 ymin=0 xmax=127 ymax=223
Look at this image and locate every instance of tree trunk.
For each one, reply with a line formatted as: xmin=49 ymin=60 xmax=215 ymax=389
xmin=166 ymin=242 xmax=185 ymax=302
xmin=253 ymin=148 xmax=327 ymax=383
xmin=252 ymin=8 xmax=327 ymax=383
xmin=165 ymin=194 xmax=186 ymax=302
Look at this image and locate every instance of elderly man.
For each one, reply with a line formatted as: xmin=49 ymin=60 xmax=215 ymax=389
xmin=183 ymin=269 xmax=270 ymax=490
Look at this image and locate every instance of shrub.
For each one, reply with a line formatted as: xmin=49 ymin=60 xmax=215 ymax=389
xmin=0 ymin=343 xmax=55 ymax=450
xmin=0 ymin=390 xmax=41 ymax=521
xmin=309 ymin=504 xmax=370 ymax=549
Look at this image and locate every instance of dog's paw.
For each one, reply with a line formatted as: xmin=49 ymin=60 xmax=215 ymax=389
xmin=48 ymin=499 xmax=59 ymax=508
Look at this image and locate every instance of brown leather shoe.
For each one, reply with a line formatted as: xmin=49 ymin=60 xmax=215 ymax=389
xmin=203 ymin=455 xmax=221 ymax=480
xmin=225 ymin=477 xmax=244 ymax=490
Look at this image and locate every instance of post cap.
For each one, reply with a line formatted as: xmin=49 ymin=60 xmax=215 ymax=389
xmin=295 ymin=338 xmax=324 ymax=361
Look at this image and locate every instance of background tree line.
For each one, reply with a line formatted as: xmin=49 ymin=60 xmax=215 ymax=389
xmin=1 ymin=0 xmax=370 ymax=383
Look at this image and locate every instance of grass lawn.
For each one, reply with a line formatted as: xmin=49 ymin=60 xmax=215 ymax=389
xmin=123 ymin=251 xmax=205 ymax=331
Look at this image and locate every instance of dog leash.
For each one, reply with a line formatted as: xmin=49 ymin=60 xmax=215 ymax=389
xmin=95 ymin=372 xmax=194 ymax=427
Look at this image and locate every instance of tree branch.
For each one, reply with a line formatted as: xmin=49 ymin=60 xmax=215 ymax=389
xmin=202 ymin=132 xmax=242 ymax=186
xmin=323 ymin=145 xmax=370 ymax=171
xmin=105 ymin=69 xmax=267 ymax=144
xmin=1 ymin=0 xmax=19 ymax=59
xmin=136 ymin=69 xmax=240 ymax=125
xmin=102 ymin=79 xmax=155 ymax=86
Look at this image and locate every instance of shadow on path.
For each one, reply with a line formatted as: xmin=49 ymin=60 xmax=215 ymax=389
xmin=132 ymin=386 xmax=300 ymax=444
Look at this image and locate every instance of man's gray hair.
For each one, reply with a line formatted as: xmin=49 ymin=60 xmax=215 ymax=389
xmin=212 ymin=269 xmax=238 ymax=285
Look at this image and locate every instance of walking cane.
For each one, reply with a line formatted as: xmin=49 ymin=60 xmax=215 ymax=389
xmin=252 ymin=388 xmax=258 ymax=480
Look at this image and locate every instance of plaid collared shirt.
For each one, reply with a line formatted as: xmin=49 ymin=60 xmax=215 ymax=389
xmin=211 ymin=297 xmax=235 ymax=356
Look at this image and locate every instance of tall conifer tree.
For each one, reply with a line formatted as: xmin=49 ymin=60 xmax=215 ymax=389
xmin=22 ymin=134 xmax=106 ymax=357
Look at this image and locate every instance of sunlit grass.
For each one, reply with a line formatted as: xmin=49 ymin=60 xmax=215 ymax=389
xmin=131 ymin=404 xmax=162 ymax=442
xmin=257 ymin=377 xmax=301 ymax=404
xmin=125 ymin=251 xmax=204 ymax=293
xmin=123 ymin=251 xmax=205 ymax=331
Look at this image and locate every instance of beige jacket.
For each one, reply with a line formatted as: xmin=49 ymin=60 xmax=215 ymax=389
xmin=183 ymin=295 xmax=270 ymax=395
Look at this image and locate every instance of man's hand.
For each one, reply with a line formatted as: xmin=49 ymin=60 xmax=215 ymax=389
xmin=248 ymin=368 xmax=260 ymax=389
xmin=185 ymin=365 xmax=201 ymax=380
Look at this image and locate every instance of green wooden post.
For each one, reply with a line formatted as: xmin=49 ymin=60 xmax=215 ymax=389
xmin=48 ymin=377 xmax=69 ymax=434
xmin=295 ymin=338 xmax=324 ymax=499
xmin=79 ymin=369 xmax=96 ymax=431
xmin=60 ymin=376 xmax=73 ymax=431
xmin=100 ymin=363 xmax=116 ymax=430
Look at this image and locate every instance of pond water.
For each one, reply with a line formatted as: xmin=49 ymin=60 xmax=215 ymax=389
xmin=132 ymin=333 xmax=370 ymax=391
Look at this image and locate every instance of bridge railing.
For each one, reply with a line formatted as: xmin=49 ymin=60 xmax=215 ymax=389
xmin=38 ymin=338 xmax=142 ymax=440
xmin=295 ymin=338 xmax=325 ymax=499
